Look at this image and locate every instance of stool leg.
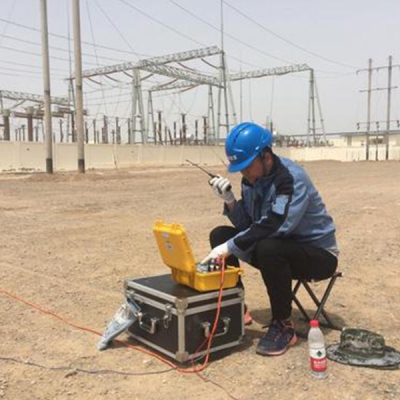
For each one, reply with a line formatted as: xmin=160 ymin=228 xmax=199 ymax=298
xmin=292 ymin=280 xmax=311 ymax=322
xmin=302 ymin=278 xmax=342 ymax=330
xmin=292 ymin=293 xmax=311 ymax=323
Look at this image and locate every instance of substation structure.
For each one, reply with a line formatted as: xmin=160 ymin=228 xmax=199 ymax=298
xmin=1 ymin=45 xmax=325 ymax=147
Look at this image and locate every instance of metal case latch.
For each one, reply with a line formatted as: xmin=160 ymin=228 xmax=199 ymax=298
xmin=137 ymin=312 xmax=158 ymax=335
xmin=163 ymin=304 xmax=173 ymax=329
xmin=201 ymin=317 xmax=231 ymax=338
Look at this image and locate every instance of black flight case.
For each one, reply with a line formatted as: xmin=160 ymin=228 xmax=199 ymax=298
xmin=124 ymin=274 xmax=245 ymax=363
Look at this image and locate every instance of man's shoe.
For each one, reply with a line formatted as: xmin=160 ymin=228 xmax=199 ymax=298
xmin=256 ymin=319 xmax=297 ymax=356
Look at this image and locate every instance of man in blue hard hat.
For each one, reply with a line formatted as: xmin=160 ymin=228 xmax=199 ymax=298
xmin=202 ymin=122 xmax=339 ymax=356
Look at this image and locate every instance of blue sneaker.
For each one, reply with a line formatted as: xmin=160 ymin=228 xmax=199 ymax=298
xmin=256 ymin=319 xmax=297 ymax=356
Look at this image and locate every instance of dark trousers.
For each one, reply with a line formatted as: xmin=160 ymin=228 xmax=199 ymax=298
xmin=210 ymin=226 xmax=338 ymax=321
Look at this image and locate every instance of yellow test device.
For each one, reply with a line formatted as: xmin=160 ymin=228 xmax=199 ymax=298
xmin=153 ymin=220 xmax=243 ymax=292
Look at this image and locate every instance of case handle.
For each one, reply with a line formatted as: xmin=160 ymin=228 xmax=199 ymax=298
xmin=201 ymin=317 xmax=231 ymax=339
xmin=137 ymin=312 xmax=159 ymax=335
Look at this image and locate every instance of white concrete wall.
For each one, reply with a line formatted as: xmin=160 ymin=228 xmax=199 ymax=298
xmin=1 ymin=142 xmax=400 ymax=172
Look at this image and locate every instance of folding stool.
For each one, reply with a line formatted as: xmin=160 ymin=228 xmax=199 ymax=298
xmin=292 ymin=271 xmax=343 ymax=332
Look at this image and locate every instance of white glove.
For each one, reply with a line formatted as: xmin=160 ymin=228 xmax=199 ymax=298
xmin=201 ymin=242 xmax=231 ymax=264
xmin=209 ymin=175 xmax=236 ymax=205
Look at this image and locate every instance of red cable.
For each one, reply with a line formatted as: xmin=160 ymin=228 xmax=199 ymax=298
xmin=0 ymin=260 xmax=229 ymax=374
xmin=190 ymin=258 xmax=226 ymax=371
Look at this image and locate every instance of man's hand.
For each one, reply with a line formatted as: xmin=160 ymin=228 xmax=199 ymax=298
xmin=201 ymin=242 xmax=230 ymax=264
xmin=209 ymin=175 xmax=236 ymax=205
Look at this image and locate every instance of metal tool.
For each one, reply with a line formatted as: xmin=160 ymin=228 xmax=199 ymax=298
xmin=185 ymin=159 xmax=231 ymax=191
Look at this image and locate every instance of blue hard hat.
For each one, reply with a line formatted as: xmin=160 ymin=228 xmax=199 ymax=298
xmin=225 ymin=122 xmax=273 ymax=172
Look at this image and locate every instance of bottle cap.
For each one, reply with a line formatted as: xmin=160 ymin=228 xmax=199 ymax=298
xmin=310 ymin=319 xmax=319 ymax=327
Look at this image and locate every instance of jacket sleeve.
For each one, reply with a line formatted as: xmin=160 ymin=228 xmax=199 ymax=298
xmin=223 ymin=197 xmax=252 ymax=232
xmin=227 ymin=170 xmax=310 ymax=261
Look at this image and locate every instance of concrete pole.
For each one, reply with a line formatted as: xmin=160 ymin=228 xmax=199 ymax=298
xmin=313 ymin=76 xmax=327 ymax=145
xmin=153 ymin=122 xmax=157 ymax=144
xmin=3 ymin=110 xmax=10 ymax=141
xmin=40 ymin=0 xmax=53 ymax=173
xmin=181 ymin=113 xmax=187 ymax=144
xmin=103 ymin=115 xmax=108 ymax=143
xmin=72 ymin=0 xmax=85 ymax=173
xmin=127 ymin=118 xmax=131 ymax=144
xmin=385 ymin=55 xmax=392 ymax=160
xmin=132 ymin=69 xmax=146 ymax=143
xmin=220 ymin=0 xmax=230 ymax=136
xmin=157 ymin=111 xmax=163 ymax=144
xmin=221 ymin=52 xmax=230 ymax=136
xmin=173 ymin=121 xmax=177 ymax=145
xmin=71 ymin=112 xmax=75 ymax=142
xmin=26 ymin=107 xmax=34 ymax=142
xmin=131 ymin=69 xmax=137 ymax=144
xmin=217 ymin=68 xmax=222 ymax=141
xmin=225 ymin=56 xmax=237 ymax=127
xmin=239 ymin=68 xmax=243 ymax=122
xmin=146 ymin=91 xmax=155 ymax=143
xmin=93 ymin=118 xmax=97 ymax=143
xmin=310 ymin=69 xmax=316 ymax=146
xmin=116 ymin=117 xmax=121 ymax=144
xmin=85 ymin=120 xmax=88 ymax=143
xmin=67 ymin=79 xmax=74 ymax=142
xmin=168 ymin=128 xmax=172 ymax=145
xmin=207 ymin=85 xmax=215 ymax=144
xmin=60 ymin=119 xmax=64 ymax=142
xmin=366 ymin=59 xmax=372 ymax=161
xmin=203 ymin=116 xmax=207 ymax=144
xmin=307 ymin=80 xmax=311 ymax=147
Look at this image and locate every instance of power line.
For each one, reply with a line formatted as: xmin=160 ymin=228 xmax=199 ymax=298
xmin=114 ymin=0 xmax=263 ymax=72
xmin=0 ymin=59 xmax=68 ymax=72
xmin=168 ymin=0 xmax=292 ymax=65
xmin=117 ymin=0 xmax=207 ymax=48
xmin=0 ymin=17 xmax=150 ymax=57
xmin=167 ymin=0 xmax=356 ymax=77
xmin=0 ymin=32 xmax=129 ymax=63
xmin=92 ymin=0 xmax=141 ymax=59
xmin=0 ymin=0 xmax=16 ymax=47
xmin=0 ymin=44 xmax=71 ymax=63
xmin=85 ymin=98 xmax=132 ymax=107
xmin=0 ymin=72 xmax=43 ymax=80
xmin=86 ymin=0 xmax=109 ymax=115
xmin=0 ymin=44 xmax=119 ymax=68
xmin=84 ymin=81 xmax=130 ymax=93
xmin=222 ymin=0 xmax=359 ymax=70
xmin=0 ymin=65 xmax=65 ymax=77
xmin=85 ymin=89 xmax=133 ymax=102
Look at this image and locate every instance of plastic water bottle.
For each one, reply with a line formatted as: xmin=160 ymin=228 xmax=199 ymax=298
xmin=308 ymin=319 xmax=328 ymax=379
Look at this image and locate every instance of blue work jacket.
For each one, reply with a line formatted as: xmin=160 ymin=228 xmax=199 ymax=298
xmin=225 ymin=155 xmax=338 ymax=263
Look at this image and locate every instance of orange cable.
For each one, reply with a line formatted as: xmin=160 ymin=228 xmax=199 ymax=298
xmin=190 ymin=258 xmax=226 ymax=373
xmin=0 ymin=261 xmax=229 ymax=375
xmin=0 ymin=287 xmax=191 ymax=372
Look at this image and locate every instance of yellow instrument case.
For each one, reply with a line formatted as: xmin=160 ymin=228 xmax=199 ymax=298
xmin=153 ymin=221 xmax=242 ymax=292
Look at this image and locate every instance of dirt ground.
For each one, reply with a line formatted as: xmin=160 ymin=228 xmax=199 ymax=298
xmin=1 ymin=160 xmax=400 ymax=400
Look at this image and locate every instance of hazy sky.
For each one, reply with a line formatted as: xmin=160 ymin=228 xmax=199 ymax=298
xmin=1 ymin=0 xmax=400 ymax=137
